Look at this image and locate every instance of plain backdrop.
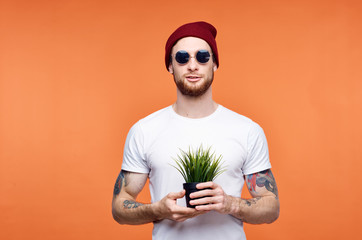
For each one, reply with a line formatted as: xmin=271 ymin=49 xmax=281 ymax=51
xmin=1 ymin=0 xmax=361 ymax=239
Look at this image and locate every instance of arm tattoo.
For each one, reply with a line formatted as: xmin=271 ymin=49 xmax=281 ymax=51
xmin=114 ymin=171 xmax=142 ymax=209
xmin=246 ymin=169 xmax=279 ymax=199
xmin=243 ymin=197 xmax=261 ymax=206
xmin=123 ymin=200 xmax=143 ymax=209
xmin=113 ymin=170 xmax=127 ymax=196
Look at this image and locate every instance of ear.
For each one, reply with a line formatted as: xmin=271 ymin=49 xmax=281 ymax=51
xmin=168 ymin=63 xmax=174 ymax=74
xmin=213 ymin=62 xmax=217 ymax=72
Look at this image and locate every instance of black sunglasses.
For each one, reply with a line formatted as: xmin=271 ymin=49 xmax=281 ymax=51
xmin=172 ymin=50 xmax=212 ymax=64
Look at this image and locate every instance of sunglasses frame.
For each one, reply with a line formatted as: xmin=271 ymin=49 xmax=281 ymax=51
xmin=171 ymin=50 xmax=213 ymax=65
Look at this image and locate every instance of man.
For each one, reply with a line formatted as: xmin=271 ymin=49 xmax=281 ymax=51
xmin=112 ymin=21 xmax=279 ymax=239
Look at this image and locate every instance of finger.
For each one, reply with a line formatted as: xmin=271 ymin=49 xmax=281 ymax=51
xmin=192 ymin=192 xmax=226 ymax=206
xmin=167 ymin=201 xmax=197 ymax=212
xmin=175 ymin=207 xmax=208 ymax=217
xmin=190 ymin=196 xmax=214 ymax=206
xmin=175 ymin=211 xmax=205 ymax=222
xmin=190 ymin=189 xmax=215 ymax=199
xmin=196 ymin=181 xmax=217 ymax=189
xmin=195 ymin=204 xmax=216 ymax=211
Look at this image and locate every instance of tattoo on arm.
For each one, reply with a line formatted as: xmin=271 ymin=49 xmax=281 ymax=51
xmin=114 ymin=171 xmax=143 ymax=209
xmin=113 ymin=170 xmax=128 ymax=196
xmin=243 ymin=197 xmax=261 ymax=206
xmin=123 ymin=200 xmax=143 ymax=209
xmin=246 ymin=169 xmax=279 ymax=199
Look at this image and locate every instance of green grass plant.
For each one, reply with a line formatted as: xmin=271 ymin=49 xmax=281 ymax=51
xmin=172 ymin=145 xmax=226 ymax=183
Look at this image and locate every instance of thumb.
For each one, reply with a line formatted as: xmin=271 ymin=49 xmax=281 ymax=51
xmin=169 ymin=190 xmax=186 ymax=199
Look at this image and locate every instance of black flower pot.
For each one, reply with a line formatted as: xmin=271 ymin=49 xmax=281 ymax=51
xmin=183 ymin=182 xmax=211 ymax=208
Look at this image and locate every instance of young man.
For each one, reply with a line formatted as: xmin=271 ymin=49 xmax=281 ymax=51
xmin=112 ymin=21 xmax=279 ymax=239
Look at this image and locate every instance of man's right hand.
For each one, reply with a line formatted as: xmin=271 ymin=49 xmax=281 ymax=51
xmin=154 ymin=190 xmax=208 ymax=222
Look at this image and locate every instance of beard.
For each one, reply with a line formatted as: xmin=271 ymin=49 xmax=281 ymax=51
xmin=173 ymin=72 xmax=214 ymax=97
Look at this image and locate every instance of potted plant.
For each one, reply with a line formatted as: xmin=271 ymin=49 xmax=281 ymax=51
xmin=172 ymin=145 xmax=226 ymax=208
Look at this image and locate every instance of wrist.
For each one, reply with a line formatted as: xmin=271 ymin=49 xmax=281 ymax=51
xmin=150 ymin=201 xmax=164 ymax=221
xmin=226 ymin=195 xmax=240 ymax=215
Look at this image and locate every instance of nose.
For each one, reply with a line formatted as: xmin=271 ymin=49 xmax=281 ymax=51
xmin=187 ymin=57 xmax=199 ymax=72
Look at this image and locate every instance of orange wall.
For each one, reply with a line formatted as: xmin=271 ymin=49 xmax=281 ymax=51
xmin=1 ymin=0 xmax=361 ymax=239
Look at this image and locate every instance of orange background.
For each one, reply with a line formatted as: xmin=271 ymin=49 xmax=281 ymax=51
xmin=1 ymin=0 xmax=361 ymax=239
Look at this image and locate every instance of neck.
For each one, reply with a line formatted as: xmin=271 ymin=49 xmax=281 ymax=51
xmin=173 ymin=87 xmax=218 ymax=118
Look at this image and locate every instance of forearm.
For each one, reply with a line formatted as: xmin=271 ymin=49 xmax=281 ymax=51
xmin=112 ymin=197 xmax=160 ymax=225
xmin=228 ymin=195 xmax=280 ymax=224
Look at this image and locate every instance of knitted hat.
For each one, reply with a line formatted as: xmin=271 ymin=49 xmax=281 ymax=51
xmin=165 ymin=21 xmax=219 ymax=70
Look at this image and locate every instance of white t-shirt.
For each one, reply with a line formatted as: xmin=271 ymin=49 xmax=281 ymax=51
xmin=121 ymin=105 xmax=271 ymax=240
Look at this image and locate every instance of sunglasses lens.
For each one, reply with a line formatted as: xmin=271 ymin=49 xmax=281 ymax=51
xmin=196 ymin=50 xmax=211 ymax=63
xmin=175 ymin=51 xmax=189 ymax=64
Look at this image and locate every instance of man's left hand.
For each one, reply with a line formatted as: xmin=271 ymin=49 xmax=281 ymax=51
xmin=189 ymin=182 xmax=233 ymax=214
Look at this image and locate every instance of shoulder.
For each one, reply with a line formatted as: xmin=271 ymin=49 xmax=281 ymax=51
xmin=217 ymin=105 xmax=261 ymax=130
xmin=216 ymin=105 xmax=268 ymax=143
xmin=129 ymin=106 xmax=172 ymax=136
xmin=140 ymin=106 xmax=171 ymax=121
xmin=124 ymin=106 xmax=172 ymax=152
xmin=138 ymin=106 xmax=172 ymax=126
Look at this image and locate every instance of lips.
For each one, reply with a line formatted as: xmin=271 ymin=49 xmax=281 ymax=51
xmin=185 ymin=75 xmax=201 ymax=82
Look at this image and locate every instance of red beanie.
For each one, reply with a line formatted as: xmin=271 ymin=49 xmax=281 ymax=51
xmin=165 ymin=21 xmax=219 ymax=70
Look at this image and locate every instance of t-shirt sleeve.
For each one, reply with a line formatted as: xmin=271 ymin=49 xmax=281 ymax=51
xmin=121 ymin=121 xmax=150 ymax=173
xmin=242 ymin=122 xmax=272 ymax=175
